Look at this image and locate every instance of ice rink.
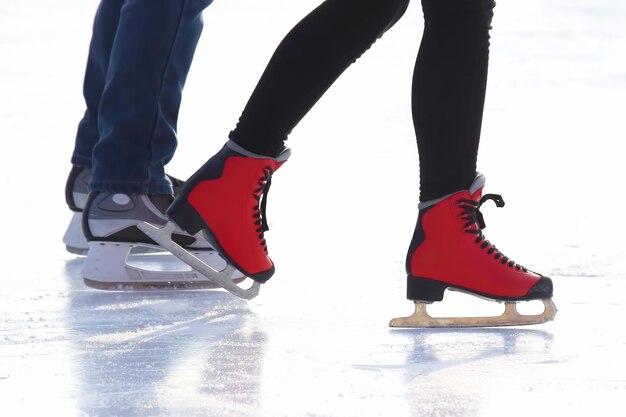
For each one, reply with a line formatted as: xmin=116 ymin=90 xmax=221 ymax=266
xmin=1 ymin=0 xmax=626 ymax=416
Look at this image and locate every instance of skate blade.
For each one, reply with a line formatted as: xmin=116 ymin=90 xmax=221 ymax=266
xmin=63 ymin=212 xmax=89 ymax=255
xmin=137 ymin=221 xmax=260 ymax=300
xmin=81 ymin=241 xmax=243 ymax=291
xmin=83 ymin=276 xmax=246 ymax=291
xmin=389 ymin=298 xmax=557 ymax=328
xmin=70 ymin=244 xmax=163 ymax=258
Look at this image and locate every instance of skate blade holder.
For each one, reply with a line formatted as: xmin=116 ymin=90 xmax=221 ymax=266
xmin=137 ymin=221 xmax=260 ymax=300
xmin=81 ymin=240 xmax=245 ymax=291
xmin=389 ymin=298 xmax=557 ymax=328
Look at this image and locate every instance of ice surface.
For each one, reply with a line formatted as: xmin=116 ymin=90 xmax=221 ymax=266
xmin=1 ymin=0 xmax=626 ymax=416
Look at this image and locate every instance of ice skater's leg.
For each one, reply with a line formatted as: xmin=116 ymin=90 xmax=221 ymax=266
xmin=65 ymin=0 xmax=212 ymax=254
xmin=158 ymin=0 xmax=410 ymax=291
xmin=399 ymin=0 xmax=555 ymax=327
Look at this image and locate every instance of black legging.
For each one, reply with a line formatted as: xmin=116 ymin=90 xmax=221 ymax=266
xmin=229 ymin=0 xmax=495 ymax=202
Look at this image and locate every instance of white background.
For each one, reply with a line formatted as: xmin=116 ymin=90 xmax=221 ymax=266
xmin=1 ymin=0 xmax=625 ymax=416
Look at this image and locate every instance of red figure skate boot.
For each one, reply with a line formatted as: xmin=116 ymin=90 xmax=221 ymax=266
xmin=166 ymin=141 xmax=290 ymax=283
xmin=390 ymin=174 xmax=556 ymax=327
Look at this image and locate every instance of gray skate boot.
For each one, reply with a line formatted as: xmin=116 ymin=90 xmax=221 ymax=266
xmin=81 ymin=191 xmax=243 ymax=290
xmin=63 ymin=166 xmax=185 ymax=255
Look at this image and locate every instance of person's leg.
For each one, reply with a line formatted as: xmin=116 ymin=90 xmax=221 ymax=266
xmin=65 ymin=0 xmax=211 ymax=255
xmin=71 ymin=0 xmax=125 ymax=169
xmin=403 ymin=0 xmax=553 ymax=320
xmin=90 ymin=0 xmax=213 ymax=195
xmin=65 ymin=0 xmax=126 ymax=254
xmin=166 ymin=0 xmax=410 ymax=285
xmin=413 ymin=0 xmax=494 ymax=202
xmin=77 ymin=0 xmax=220 ymax=282
xmin=229 ymin=0 xmax=410 ymax=157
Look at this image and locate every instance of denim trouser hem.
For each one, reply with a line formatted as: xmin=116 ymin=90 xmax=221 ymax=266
xmin=89 ymin=180 xmax=173 ymax=195
xmin=71 ymin=154 xmax=93 ymax=169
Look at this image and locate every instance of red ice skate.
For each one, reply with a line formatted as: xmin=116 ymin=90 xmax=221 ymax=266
xmin=390 ymin=174 xmax=556 ymax=327
xmin=138 ymin=141 xmax=290 ymax=299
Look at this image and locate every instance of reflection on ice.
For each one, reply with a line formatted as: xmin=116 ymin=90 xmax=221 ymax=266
xmin=63 ymin=263 xmax=265 ymax=416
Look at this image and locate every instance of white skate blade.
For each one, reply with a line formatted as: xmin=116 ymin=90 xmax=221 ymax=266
xmin=137 ymin=221 xmax=260 ymax=300
xmin=63 ymin=212 xmax=89 ymax=255
xmin=82 ymin=241 xmax=244 ymax=290
xmin=389 ymin=298 xmax=557 ymax=328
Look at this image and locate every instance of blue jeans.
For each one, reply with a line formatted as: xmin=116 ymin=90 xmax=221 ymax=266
xmin=71 ymin=0 xmax=213 ymax=194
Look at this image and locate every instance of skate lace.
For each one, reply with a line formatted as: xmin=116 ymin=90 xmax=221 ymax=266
xmin=458 ymin=194 xmax=528 ymax=272
xmin=253 ymin=166 xmax=274 ymax=253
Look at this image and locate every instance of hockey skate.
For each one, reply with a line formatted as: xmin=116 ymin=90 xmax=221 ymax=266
xmin=137 ymin=141 xmax=290 ymax=300
xmin=63 ymin=166 xmax=184 ymax=255
xmin=82 ymin=190 xmax=244 ymax=290
xmin=390 ymin=174 xmax=556 ymax=328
